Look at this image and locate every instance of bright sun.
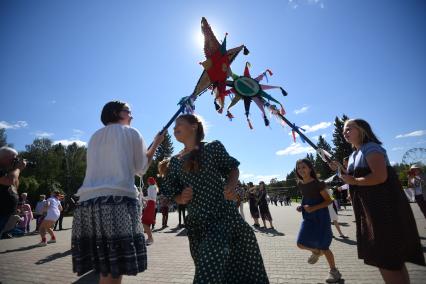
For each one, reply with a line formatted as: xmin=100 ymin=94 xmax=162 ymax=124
xmin=195 ymin=30 xmax=204 ymax=49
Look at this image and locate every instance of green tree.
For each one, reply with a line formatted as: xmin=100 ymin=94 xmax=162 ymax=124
xmin=143 ymin=132 xmax=174 ymax=189
xmin=393 ymin=163 xmax=410 ymax=187
xmin=285 ymin=170 xmax=297 ymax=188
xmin=21 ymin=138 xmax=63 ymax=197
xmin=0 ymin=128 xmax=7 ymax=147
xmin=19 ymin=176 xmax=40 ymax=201
xmin=155 ymin=132 xmax=174 ymax=162
xmin=332 ymin=114 xmax=353 ymax=164
xmin=305 ymin=153 xmax=315 ymax=163
xmin=314 ymin=135 xmax=334 ymax=179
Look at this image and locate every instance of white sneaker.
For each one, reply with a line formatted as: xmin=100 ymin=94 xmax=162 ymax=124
xmin=307 ymin=251 xmax=321 ymax=264
xmin=47 ymin=239 xmax=56 ymax=244
xmin=146 ymin=239 xmax=154 ymax=246
xmin=326 ymin=268 xmax=342 ymax=283
xmin=36 ymin=242 xmax=47 ymax=247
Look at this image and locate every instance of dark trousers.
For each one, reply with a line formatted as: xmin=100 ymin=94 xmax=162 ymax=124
xmin=415 ymin=195 xmax=426 ymax=219
xmin=54 ymin=213 xmax=64 ymax=230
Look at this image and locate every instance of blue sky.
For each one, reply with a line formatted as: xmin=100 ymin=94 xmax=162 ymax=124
xmin=1 ymin=0 xmax=425 ymax=183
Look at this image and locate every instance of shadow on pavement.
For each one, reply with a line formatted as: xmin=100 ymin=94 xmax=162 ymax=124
xmin=163 ymin=226 xmax=187 ymax=237
xmin=0 ymin=244 xmax=41 ymax=254
xmin=333 ymin=237 xmax=357 ymax=246
xmin=72 ymin=271 xmax=99 ymax=284
xmin=35 ymin=249 xmax=72 ymax=265
xmin=152 ymin=226 xmax=168 ymax=232
xmin=255 ymin=227 xmax=285 ymax=237
xmin=53 ymin=228 xmax=72 ymax=232
xmin=338 ymin=222 xmax=350 ymax=227
xmin=176 ymin=229 xmax=188 ymax=237
xmin=316 ymin=279 xmax=345 ymax=284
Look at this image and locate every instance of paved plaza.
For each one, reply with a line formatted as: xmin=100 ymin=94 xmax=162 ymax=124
xmin=1 ymin=203 xmax=425 ymax=284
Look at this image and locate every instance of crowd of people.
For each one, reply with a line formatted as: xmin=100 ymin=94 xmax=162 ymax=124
xmin=1 ymin=101 xmax=425 ymax=284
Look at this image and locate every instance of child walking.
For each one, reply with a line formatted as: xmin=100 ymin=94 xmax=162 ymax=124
xmin=141 ymin=177 xmax=158 ymax=245
xmin=327 ymin=188 xmax=348 ymax=238
xmin=295 ymin=158 xmax=342 ymax=283
xmin=37 ymin=190 xmax=63 ymax=246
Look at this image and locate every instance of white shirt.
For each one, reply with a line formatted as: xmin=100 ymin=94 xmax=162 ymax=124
xmin=410 ymin=177 xmax=423 ymax=196
xmin=146 ymin=185 xmax=158 ymax=201
xmin=77 ymin=124 xmax=149 ymax=202
xmin=340 ymin=184 xmax=349 ymax=191
xmin=47 ymin=197 xmax=61 ymax=216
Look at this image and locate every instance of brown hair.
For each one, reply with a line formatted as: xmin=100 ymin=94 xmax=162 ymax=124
xmin=158 ymin=158 xmax=171 ymax=177
xmin=178 ymin=114 xmax=205 ymax=173
xmin=101 ymin=101 xmax=128 ymax=126
xmin=295 ymin=158 xmax=318 ymax=183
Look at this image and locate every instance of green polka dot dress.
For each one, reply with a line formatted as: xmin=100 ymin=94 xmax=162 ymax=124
xmin=162 ymin=140 xmax=269 ymax=284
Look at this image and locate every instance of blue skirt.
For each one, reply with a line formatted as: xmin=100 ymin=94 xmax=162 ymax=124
xmin=297 ymin=197 xmax=332 ymax=250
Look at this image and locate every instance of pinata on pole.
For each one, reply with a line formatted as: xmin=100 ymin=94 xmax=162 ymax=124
xmin=155 ymin=17 xmax=249 ymax=135
xmin=224 ymin=62 xmax=288 ymax=129
xmin=219 ymin=62 xmax=335 ymax=165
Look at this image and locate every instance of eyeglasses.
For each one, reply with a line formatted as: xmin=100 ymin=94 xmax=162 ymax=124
xmin=121 ymin=109 xmax=132 ymax=115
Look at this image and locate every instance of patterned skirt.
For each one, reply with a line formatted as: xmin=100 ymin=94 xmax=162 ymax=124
xmin=71 ymin=196 xmax=147 ymax=278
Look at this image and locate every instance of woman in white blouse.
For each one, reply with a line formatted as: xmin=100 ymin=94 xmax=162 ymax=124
xmin=71 ymin=101 xmax=164 ymax=284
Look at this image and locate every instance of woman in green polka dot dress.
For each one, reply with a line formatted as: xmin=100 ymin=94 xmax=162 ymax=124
xmin=162 ymin=114 xmax=269 ymax=284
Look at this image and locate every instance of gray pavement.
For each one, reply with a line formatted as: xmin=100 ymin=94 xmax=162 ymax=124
xmin=0 ymin=203 xmax=425 ymax=284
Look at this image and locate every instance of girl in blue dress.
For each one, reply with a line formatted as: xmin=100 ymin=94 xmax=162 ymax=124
xmin=296 ymin=158 xmax=342 ymax=283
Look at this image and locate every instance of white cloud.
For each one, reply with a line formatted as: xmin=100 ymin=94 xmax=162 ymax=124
xmin=53 ymin=139 xmax=87 ymax=147
xmin=276 ymin=143 xmax=315 ymax=156
xmin=289 ymin=0 xmax=325 ymax=9
xmin=390 ymin=161 xmax=397 ymax=166
xmin=240 ymin=173 xmax=255 ymax=179
xmin=395 ymin=130 xmax=426 ymax=138
xmin=255 ymin=175 xmax=281 ymax=183
xmin=0 ymin=120 xmax=28 ymax=129
xmin=72 ymin=129 xmax=84 ymax=138
xmin=303 ymin=122 xmax=332 ymax=133
xmin=33 ymin=131 xmax=54 ymax=138
xmin=288 ymin=122 xmax=332 ymax=137
xmin=294 ymin=106 xmax=309 ymax=115
xmin=239 ymin=172 xmax=283 ymax=184
xmin=391 ymin=147 xmax=404 ymax=151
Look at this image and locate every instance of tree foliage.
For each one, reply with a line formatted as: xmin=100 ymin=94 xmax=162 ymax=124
xmin=143 ymin=132 xmax=174 ymax=189
xmin=332 ymin=114 xmax=353 ymax=163
xmin=19 ymin=138 xmax=86 ymax=204
xmin=0 ymin=128 xmax=7 ymax=147
xmin=314 ymin=135 xmax=334 ymax=179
